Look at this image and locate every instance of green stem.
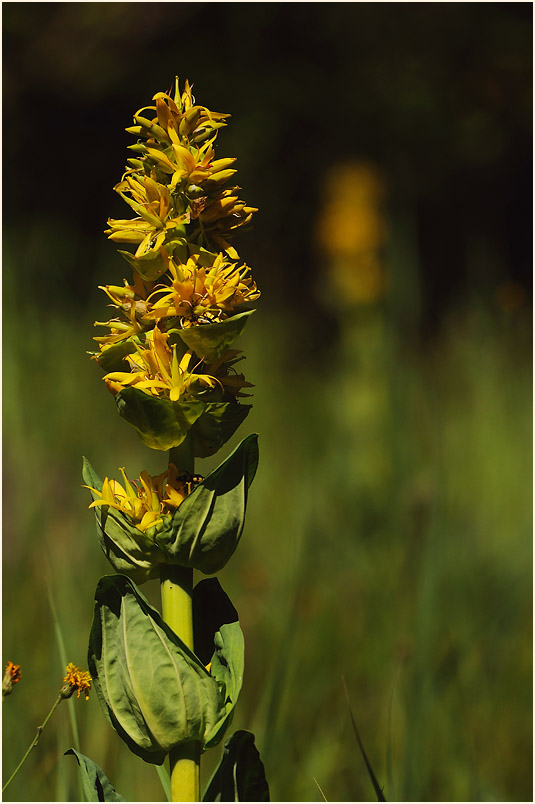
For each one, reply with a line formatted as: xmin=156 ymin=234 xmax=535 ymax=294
xmin=160 ymin=435 xmax=200 ymax=802
xmin=2 ymin=695 xmax=63 ymax=793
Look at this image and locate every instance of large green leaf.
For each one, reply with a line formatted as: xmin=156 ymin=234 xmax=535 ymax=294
xmin=203 ymin=731 xmax=270 ymax=802
xmin=82 ymin=458 xmax=165 ymax=584
xmin=115 ymin=387 xmax=205 ymax=451
xmin=88 ymin=575 xmax=224 ymax=765
xmin=65 ymin=749 xmax=125 ymax=802
xmin=178 ymin=310 xmax=255 ymax=362
xmin=156 ymin=434 xmax=259 ymax=573
xmin=191 ymin=402 xmax=252 ymax=458
xmin=193 ymin=579 xmax=245 ymax=748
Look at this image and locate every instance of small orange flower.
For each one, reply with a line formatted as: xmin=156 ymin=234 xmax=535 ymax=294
xmin=2 ymin=661 xmax=22 ymax=698
xmin=62 ymin=663 xmax=91 ymax=701
xmin=5 ymin=661 xmax=21 ymax=683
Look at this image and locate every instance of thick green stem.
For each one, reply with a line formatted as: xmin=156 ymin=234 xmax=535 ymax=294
xmin=2 ymin=695 xmax=63 ymax=793
xmin=160 ymin=435 xmax=200 ymax=802
xmin=160 ymin=565 xmax=195 ymax=655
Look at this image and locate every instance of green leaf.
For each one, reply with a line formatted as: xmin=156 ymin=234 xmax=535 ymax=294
xmin=65 ymin=749 xmax=125 ymax=802
xmin=191 ymin=402 xmax=252 ymax=458
xmin=203 ymin=731 xmax=270 ymax=802
xmin=193 ymin=579 xmax=244 ymax=747
xmin=115 ymin=387 xmax=205 ymax=451
xmin=157 ymin=434 xmax=259 ymax=573
xmin=178 ymin=310 xmax=255 ymax=362
xmin=88 ymin=575 xmax=224 ymax=765
xmin=82 ymin=458 xmax=165 ymax=584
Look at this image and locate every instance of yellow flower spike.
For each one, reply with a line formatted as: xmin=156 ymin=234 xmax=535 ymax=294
xmin=98 ymin=77 xmax=260 ymax=419
xmin=62 ymin=663 xmax=92 ymax=701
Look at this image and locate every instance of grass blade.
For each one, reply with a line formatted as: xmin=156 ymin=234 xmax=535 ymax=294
xmin=312 ymin=775 xmax=328 ymax=801
xmin=342 ymin=676 xmax=386 ymax=802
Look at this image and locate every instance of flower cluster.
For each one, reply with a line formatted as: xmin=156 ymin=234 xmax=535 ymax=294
xmin=102 ymin=328 xmax=252 ymax=403
xmin=85 ymin=464 xmax=203 ymax=534
xmin=93 ymin=78 xmax=259 ymax=415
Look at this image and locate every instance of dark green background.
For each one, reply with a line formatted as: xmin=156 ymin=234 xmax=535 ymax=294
xmin=3 ymin=3 xmax=532 ymax=802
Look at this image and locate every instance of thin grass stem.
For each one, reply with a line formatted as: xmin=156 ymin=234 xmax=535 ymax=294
xmin=2 ymin=695 xmax=63 ymax=793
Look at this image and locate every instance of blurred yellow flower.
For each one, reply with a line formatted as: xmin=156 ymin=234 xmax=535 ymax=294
xmin=316 ymin=161 xmax=387 ymax=305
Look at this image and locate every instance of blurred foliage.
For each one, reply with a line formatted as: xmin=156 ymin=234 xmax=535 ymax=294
xmin=2 ymin=3 xmax=532 ymax=802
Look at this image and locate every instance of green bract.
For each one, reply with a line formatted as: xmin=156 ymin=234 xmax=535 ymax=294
xmin=114 ymin=387 xmax=251 ymax=456
xmin=191 ymin=402 xmax=252 ymax=459
xmin=88 ymin=576 xmax=225 ymax=765
xmin=156 ymin=433 xmax=259 ymax=574
xmin=115 ymin=389 xmax=204 ymax=451
xmin=177 ymin=310 xmax=255 ymax=363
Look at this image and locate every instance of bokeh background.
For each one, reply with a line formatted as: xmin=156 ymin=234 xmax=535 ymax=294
xmin=2 ymin=3 xmax=532 ymax=801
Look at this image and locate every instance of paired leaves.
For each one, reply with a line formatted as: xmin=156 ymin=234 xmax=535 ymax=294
xmin=115 ymin=389 xmax=205 ymax=452
xmin=178 ymin=311 xmax=255 ymax=363
xmin=88 ymin=575 xmax=246 ymax=764
xmin=65 ymin=732 xmax=270 ymax=803
xmin=115 ymin=388 xmax=251 ymax=456
xmin=88 ymin=575 xmax=224 ymax=764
